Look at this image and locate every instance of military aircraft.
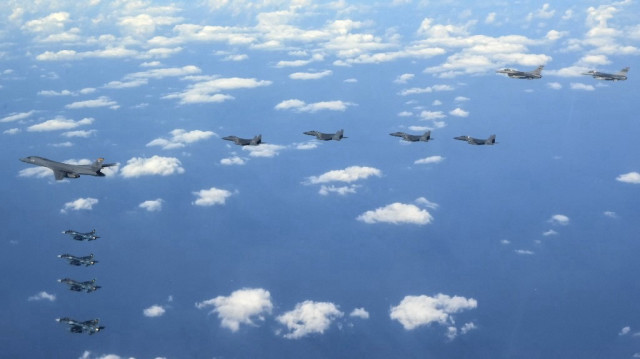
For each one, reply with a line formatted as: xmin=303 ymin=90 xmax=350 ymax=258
xmin=303 ymin=129 xmax=347 ymax=141
xmin=62 ymin=229 xmax=99 ymax=241
xmin=58 ymin=253 xmax=98 ymax=267
xmin=582 ymin=67 xmax=629 ymax=81
xmin=222 ymin=134 xmax=262 ymax=146
xmin=19 ymin=156 xmax=117 ymax=181
xmin=56 ymin=317 xmax=105 ymax=335
xmin=454 ymin=134 xmax=497 ymax=145
xmin=496 ymin=65 xmax=544 ymax=79
xmin=58 ymin=278 xmax=101 ymax=293
xmin=390 ymin=131 xmax=432 ymax=142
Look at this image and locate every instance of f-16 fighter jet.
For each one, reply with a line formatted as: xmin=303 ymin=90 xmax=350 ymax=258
xmin=58 ymin=278 xmax=101 ymax=293
xmin=582 ymin=67 xmax=629 ymax=81
xmin=496 ymin=65 xmax=544 ymax=79
xmin=222 ymin=134 xmax=262 ymax=146
xmin=19 ymin=156 xmax=117 ymax=180
xmin=454 ymin=134 xmax=496 ymax=145
xmin=58 ymin=253 xmax=98 ymax=267
xmin=62 ymin=229 xmax=99 ymax=241
xmin=303 ymin=129 xmax=347 ymax=141
xmin=56 ymin=317 xmax=105 ymax=335
xmin=390 ymin=131 xmax=432 ymax=142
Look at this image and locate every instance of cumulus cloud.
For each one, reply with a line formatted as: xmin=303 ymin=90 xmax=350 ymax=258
xmin=515 ymin=249 xmax=535 ymax=255
xmin=570 ymin=82 xmax=595 ymax=91
xmin=420 ymin=110 xmax=446 ymax=120
xmin=275 ymin=99 xmax=354 ymax=112
xmin=547 ymin=82 xmax=562 ymax=90
xmin=276 ymin=300 xmax=344 ymax=339
xmin=0 ymin=110 xmax=35 ymax=123
xmin=617 ymin=172 xmax=640 ymax=184
xmin=65 ymin=96 xmax=119 ymax=109
xmin=220 ymin=156 xmax=247 ymax=165
xmin=195 ymin=288 xmax=273 ymax=332
xmin=399 ymin=84 xmax=453 ymax=96
xmin=289 ymin=70 xmax=332 ymax=80
xmin=120 ymin=156 xmax=185 ymax=178
xmin=27 ymin=116 xmax=93 ymax=132
xmin=28 ymin=291 xmax=56 ymax=302
xmin=242 ymin=144 xmax=286 ymax=158
xmin=164 ymin=77 xmax=271 ymax=104
xmin=61 ymin=197 xmax=98 ymax=213
xmin=542 ymin=229 xmax=558 ymax=236
xmin=4 ymin=128 xmax=21 ymax=135
xmin=548 ymin=214 xmax=570 ymax=226
xmin=307 ymin=166 xmax=381 ymax=184
xmin=350 ymin=308 xmax=370 ymax=319
xmin=143 ymin=305 xmax=166 ymax=317
xmin=357 ymin=202 xmax=433 ymax=225
xmin=394 ymin=73 xmax=415 ymax=84
xmin=390 ymin=294 xmax=477 ymax=331
xmin=139 ymin=199 xmax=163 ymax=212
xmin=604 ymin=211 xmax=617 ymax=218
xmin=620 ymin=326 xmax=631 ymax=336
xmin=415 ymin=155 xmax=444 ymax=165
xmin=415 ymin=197 xmax=439 ymax=209
xmin=319 ymin=184 xmax=359 ymax=196
xmin=147 ymin=129 xmax=216 ymax=150
xmin=449 ymin=108 xmax=469 ymax=117
xmin=62 ymin=130 xmax=96 ymax=138
xmin=192 ymin=187 xmax=233 ymax=206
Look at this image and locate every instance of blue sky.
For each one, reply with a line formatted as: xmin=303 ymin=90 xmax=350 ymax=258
xmin=2 ymin=0 xmax=640 ymax=358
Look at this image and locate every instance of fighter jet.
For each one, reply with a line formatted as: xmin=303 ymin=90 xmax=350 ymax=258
xmin=390 ymin=131 xmax=432 ymax=142
xmin=222 ymin=134 xmax=262 ymax=146
xmin=58 ymin=278 xmax=101 ymax=293
xmin=496 ymin=65 xmax=544 ymax=79
xmin=62 ymin=229 xmax=99 ymax=241
xmin=19 ymin=156 xmax=117 ymax=181
xmin=303 ymin=129 xmax=347 ymax=141
xmin=56 ymin=317 xmax=105 ymax=335
xmin=58 ymin=253 xmax=98 ymax=267
xmin=582 ymin=67 xmax=629 ymax=81
xmin=454 ymin=134 xmax=497 ymax=145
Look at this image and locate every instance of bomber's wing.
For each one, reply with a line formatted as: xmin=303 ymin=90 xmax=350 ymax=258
xmin=69 ymin=285 xmax=83 ymax=291
xmin=69 ymin=325 xmax=84 ymax=333
xmin=68 ymin=260 xmax=82 ymax=266
xmin=53 ymin=170 xmax=67 ymax=181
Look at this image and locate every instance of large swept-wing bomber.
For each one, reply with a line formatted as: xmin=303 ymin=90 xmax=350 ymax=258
xmin=62 ymin=229 xmax=99 ymax=241
xmin=390 ymin=131 xmax=432 ymax=142
xmin=19 ymin=156 xmax=116 ymax=180
xmin=454 ymin=134 xmax=497 ymax=145
xmin=56 ymin=317 xmax=105 ymax=335
xmin=58 ymin=253 xmax=98 ymax=267
xmin=222 ymin=134 xmax=262 ymax=146
xmin=496 ymin=65 xmax=544 ymax=79
xmin=303 ymin=129 xmax=347 ymax=141
xmin=582 ymin=67 xmax=629 ymax=81
xmin=58 ymin=278 xmax=101 ymax=293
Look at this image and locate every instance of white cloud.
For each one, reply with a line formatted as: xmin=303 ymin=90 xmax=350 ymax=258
xmin=27 ymin=116 xmax=93 ymax=132
xmin=61 ymin=197 xmax=98 ymax=213
xmin=242 ymin=143 xmax=286 ymax=158
xmin=307 ymin=166 xmax=381 ymax=184
xmin=485 ymin=12 xmax=496 ymax=24
xmin=192 ymin=187 xmax=233 ymax=206
xmin=398 ymin=111 xmax=413 ymax=117
xmin=289 ymin=70 xmax=332 ymax=80
xmin=4 ymin=128 xmax=21 ymax=135
xmin=570 ymin=83 xmax=595 ymax=91
xmin=22 ymin=12 xmax=70 ymax=34
xmin=350 ymin=308 xmax=370 ymax=319
xmin=0 ymin=110 xmax=35 ymax=123
xmin=449 ymin=108 xmax=469 ymax=117
xmin=139 ymin=199 xmax=163 ymax=212
xmin=28 ymin=291 xmax=56 ymax=302
xmin=120 ymin=156 xmax=185 ymax=178
xmin=420 ymin=110 xmax=446 ymax=120
xmin=277 ymin=300 xmax=344 ymax=339
xmin=620 ymin=326 xmax=631 ymax=336
xmin=547 ymin=82 xmax=562 ymax=90
xmin=399 ymin=84 xmax=454 ymax=96
xmin=143 ymin=305 xmax=166 ymax=317
xmin=164 ymin=77 xmax=271 ymax=104
xmin=357 ymin=202 xmax=433 ymax=225
xmin=542 ymin=229 xmax=558 ymax=236
xmin=415 ymin=197 xmax=439 ymax=210
xmin=62 ymin=130 xmax=96 ymax=138
xmin=454 ymin=96 xmax=470 ymax=102
xmin=104 ymin=78 xmax=149 ymax=89
xmin=617 ymin=172 xmax=640 ymax=184
xmin=18 ymin=167 xmax=54 ymax=179
xmin=604 ymin=211 xmax=617 ymax=218
xmin=220 ymin=156 xmax=247 ymax=165
xmin=515 ymin=249 xmax=535 ymax=255
xmin=195 ymin=288 xmax=273 ymax=332
xmin=390 ymin=294 xmax=477 ymax=330
xmin=548 ymin=214 xmax=570 ymax=226
xmin=147 ymin=129 xmax=216 ymax=150
xmin=394 ymin=73 xmax=415 ymax=84
xmin=126 ymin=65 xmax=201 ymax=80
xmin=415 ymin=156 xmax=444 ymax=165
xmin=275 ymin=99 xmax=355 ymax=113
xmin=319 ymin=184 xmax=359 ymax=196
xmin=65 ymin=96 xmax=119 ymax=109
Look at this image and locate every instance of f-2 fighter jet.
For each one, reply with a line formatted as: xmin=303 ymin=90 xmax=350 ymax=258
xmin=56 ymin=317 xmax=105 ymax=335
xmin=58 ymin=278 xmax=101 ymax=293
xmin=303 ymin=129 xmax=347 ymax=141
xmin=19 ymin=156 xmax=116 ymax=180
xmin=454 ymin=134 xmax=496 ymax=145
xmin=58 ymin=253 xmax=98 ymax=267
xmin=390 ymin=131 xmax=432 ymax=142
xmin=62 ymin=229 xmax=99 ymax=241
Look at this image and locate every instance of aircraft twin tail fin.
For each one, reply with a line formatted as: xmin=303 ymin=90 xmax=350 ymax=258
xmin=487 ymin=134 xmax=496 ymax=144
xmin=619 ymin=67 xmax=630 ymax=75
xmin=420 ymin=131 xmax=431 ymax=142
xmin=250 ymin=135 xmax=262 ymax=146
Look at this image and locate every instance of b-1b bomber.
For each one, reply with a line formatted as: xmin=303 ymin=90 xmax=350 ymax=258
xmin=304 ymin=129 xmax=347 ymax=141
xmin=454 ymin=134 xmax=497 ymax=145
xmin=58 ymin=253 xmax=98 ymax=267
xmin=58 ymin=278 xmax=101 ymax=293
xmin=390 ymin=131 xmax=432 ymax=142
xmin=62 ymin=229 xmax=99 ymax=241
xmin=56 ymin=318 xmax=105 ymax=335
xmin=19 ymin=156 xmax=116 ymax=180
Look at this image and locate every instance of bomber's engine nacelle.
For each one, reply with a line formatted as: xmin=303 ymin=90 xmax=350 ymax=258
xmin=66 ymin=173 xmax=80 ymax=178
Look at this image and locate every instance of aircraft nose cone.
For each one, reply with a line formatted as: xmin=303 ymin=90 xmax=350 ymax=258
xmin=19 ymin=157 xmax=29 ymax=162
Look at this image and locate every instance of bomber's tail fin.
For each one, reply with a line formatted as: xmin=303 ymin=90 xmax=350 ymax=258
xmin=91 ymin=158 xmax=104 ymax=171
xmin=618 ymin=67 xmax=630 ymax=75
xmin=420 ymin=131 xmax=432 ymax=142
xmin=486 ymin=134 xmax=496 ymax=145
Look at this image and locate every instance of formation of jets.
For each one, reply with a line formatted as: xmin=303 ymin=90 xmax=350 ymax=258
xmin=19 ymin=156 xmax=116 ymax=181
xmin=58 ymin=278 xmax=101 ymax=293
xmin=58 ymin=253 xmax=98 ymax=267
xmin=581 ymin=67 xmax=629 ymax=81
xmin=56 ymin=318 xmax=104 ymax=335
xmin=62 ymin=229 xmax=99 ymax=241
